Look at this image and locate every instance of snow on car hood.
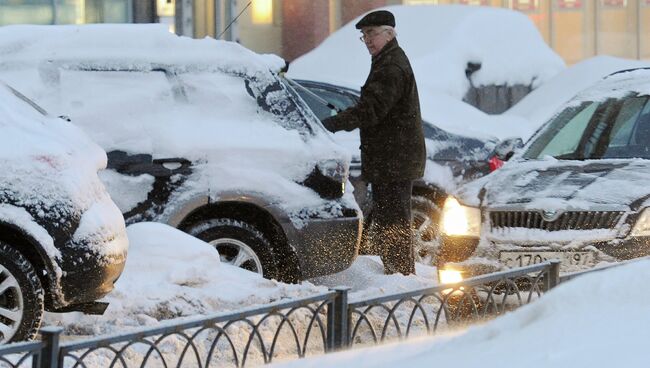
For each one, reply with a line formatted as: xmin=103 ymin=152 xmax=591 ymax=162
xmin=458 ymin=158 xmax=650 ymax=210
xmin=0 ymin=82 xmax=127 ymax=259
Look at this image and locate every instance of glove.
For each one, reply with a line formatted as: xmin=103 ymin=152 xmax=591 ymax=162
xmin=322 ymin=116 xmax=337 ymax=132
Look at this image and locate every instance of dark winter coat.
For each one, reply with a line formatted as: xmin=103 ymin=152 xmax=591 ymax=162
xmin=322 ymin=38 xmax=426 ymax=183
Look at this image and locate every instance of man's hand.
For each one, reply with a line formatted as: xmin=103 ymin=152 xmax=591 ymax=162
xmin=321 ymin=116 xmax=337 ymax=132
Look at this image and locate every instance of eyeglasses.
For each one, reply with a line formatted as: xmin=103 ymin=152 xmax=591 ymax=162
xmin=359 ymin=29 xmax=387 ymax=43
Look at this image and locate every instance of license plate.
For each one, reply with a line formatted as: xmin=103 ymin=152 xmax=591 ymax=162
xmin=499 ymin=251 xmax=595 ymax=269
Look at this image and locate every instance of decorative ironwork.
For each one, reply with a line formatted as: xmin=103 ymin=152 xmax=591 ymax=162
xmin=347 ymin=262 xmax=560 ymax=346
xmin=0 ymin=261 xmax=594 ymax=367
xmin=490 ymin=210 xmax=623 ymax=231
xmin=57 ymin=291 xmax=336 ymax=368
xmin=0 ymin=340 xmax=43 ymax=367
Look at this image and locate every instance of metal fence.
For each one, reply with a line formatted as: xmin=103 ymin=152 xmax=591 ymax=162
xmin=0 ymin=260 xmax=567 ymax=368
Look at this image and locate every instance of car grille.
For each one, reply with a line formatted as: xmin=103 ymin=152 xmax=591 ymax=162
xmin=489 ymin=210 xmax=624 ymax=231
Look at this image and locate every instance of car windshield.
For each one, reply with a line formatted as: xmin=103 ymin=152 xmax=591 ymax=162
xmin=523 ymin=94 xmax=650 ymax=160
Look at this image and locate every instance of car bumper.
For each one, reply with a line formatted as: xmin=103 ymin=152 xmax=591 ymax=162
xmin=282 ymin=210 xmax=362 ymax=279
xmin=438 ymin=234 xmax=650 ymax=278
xmin=54 ymin=235 xmax=128 ymax=310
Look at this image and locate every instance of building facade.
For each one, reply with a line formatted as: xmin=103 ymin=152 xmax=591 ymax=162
xmin=1 ymin=0 xmax=650 ymax=64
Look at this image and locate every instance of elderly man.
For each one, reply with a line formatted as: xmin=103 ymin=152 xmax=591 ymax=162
xmin=322 ymin=10 xmax=425 ymax=275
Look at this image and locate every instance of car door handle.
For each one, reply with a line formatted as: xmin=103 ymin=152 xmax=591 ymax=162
xmin=152 ymin=158 xmax=192 ymax=176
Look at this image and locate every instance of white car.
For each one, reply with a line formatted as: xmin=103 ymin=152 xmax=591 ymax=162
xmin=0 ymin=24 xmax=361 ymax=283
xmin=0 ymin=82 xmax=128 ymax=342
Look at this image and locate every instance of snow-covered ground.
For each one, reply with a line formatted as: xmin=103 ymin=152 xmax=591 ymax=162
xmin=273 ymin=258 xmax=650 ymax=367
xmin=43 ymin=223 xmax=437 ymax=337
xmin=32 ymin=223 xmax=440 ymax=366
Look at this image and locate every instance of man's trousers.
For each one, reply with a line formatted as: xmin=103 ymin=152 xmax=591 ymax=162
xmin=368 ymin=180 xmax=415 ymax=275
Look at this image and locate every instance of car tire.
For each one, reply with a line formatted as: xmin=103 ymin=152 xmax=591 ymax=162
xmin=0 ymin=241 xmax=44 ymax=343
xmin=411 ymin=195 xmax=441 ymax=265
xmin=187 ymin=219 xmax=279 ymax=280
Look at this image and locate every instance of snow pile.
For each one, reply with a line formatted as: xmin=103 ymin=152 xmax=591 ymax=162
xmin=506 ymin=55 xmax=650 ymax=131
xmin=273 ymin=258 xmax=650 ymax=367
xmin=44 ymin=223 xmax=438 ymax=336
xmin=44 ymin=222 xmax=324 ymax=335
xmin=39 ymin=224 xmax=440 ymax=367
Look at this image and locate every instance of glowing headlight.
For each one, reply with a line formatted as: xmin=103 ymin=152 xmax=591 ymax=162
xmin=441 ymin=197 xmax=481 ymax=237
xmin=438 ymin=268 xmax=463 ymax=284
xmin=630 ymin=208 xmax=650 ymax=237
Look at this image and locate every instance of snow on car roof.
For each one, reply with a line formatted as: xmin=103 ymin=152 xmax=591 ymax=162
xmin=0 ymin=24 xmax=286 ymax=76
xmin=574 ymin=67 xmax=650 ymax=102
xmin=505 ymin=56 xmax=650 ymax=130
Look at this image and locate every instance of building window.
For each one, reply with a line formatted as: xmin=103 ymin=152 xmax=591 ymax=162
xmin=0 ymin=0 xmax=55 ymax=25
xmin=0 ymin=0 xmax=131 ymax=26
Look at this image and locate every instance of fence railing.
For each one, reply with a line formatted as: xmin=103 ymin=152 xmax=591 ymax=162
xmin=0 ymin=261 xmax=564 ymax=368
xmin=346 ymin=261 xmax=559 ymax=346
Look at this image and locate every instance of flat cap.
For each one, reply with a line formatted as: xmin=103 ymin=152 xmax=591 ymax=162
xmin=355 ymin=10 xmax=395 ymax=29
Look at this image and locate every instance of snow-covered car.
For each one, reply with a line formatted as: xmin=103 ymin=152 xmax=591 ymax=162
xmin=437 ymin=68 xmax=650 ymax=279
xmin=287 ymin=78 xmax=522 ymax=262
xmin=0 ymin=82 xmax=128 ymax=342
xmin=0 ymin=25 xmax=361 ymax=283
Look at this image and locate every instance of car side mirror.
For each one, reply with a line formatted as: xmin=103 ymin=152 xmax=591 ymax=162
xmin=494 ymin=137 xmax=523 ymax=161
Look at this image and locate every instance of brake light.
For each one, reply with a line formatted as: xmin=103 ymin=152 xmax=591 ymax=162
xmin=489 ymin=156 xmax=504 ymax=172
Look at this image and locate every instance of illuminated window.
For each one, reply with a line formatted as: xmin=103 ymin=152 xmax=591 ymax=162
xmin=157 ymin=0 xmax=175 ymax=17
xmin=252 ymin=0 xmax=272 ymax=25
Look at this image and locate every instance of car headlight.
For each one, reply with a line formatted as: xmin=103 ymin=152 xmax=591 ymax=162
xmin=630 ymin=208 xmax=650 ymax=236
xmin=441 ymin=196 xmax=481 ymax=237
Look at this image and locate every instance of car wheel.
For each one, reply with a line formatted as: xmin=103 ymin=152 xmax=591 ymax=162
xmin=411 ymin=195 xmax=441 ymax=265
xmin=187 ymin=219 xmax=279 ymax=279
xmin=0 ymin=242 xmax=44 ymax=343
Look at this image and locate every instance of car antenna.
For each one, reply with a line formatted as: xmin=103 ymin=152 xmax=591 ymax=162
xmin=217 ymin=1 xmax=252 ymax=40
